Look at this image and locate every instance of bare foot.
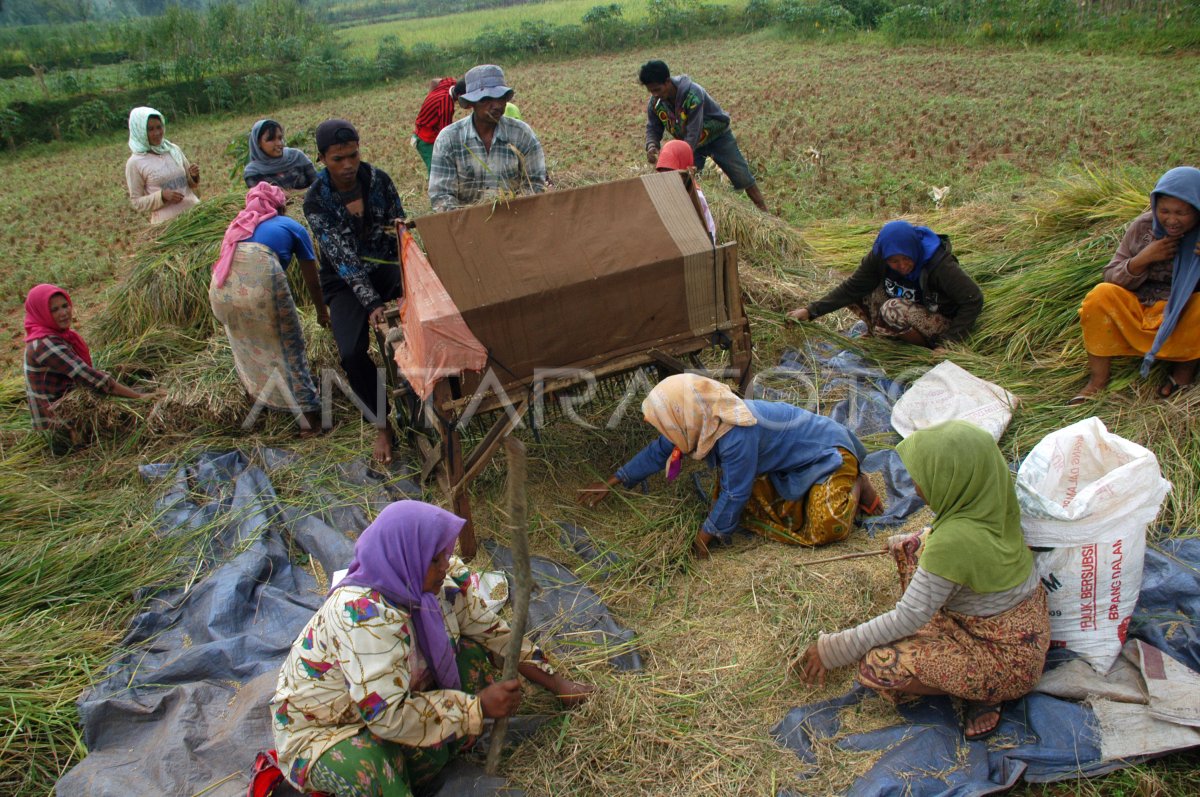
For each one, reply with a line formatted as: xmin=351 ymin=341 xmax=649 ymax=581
xmin=964 ymin=701 xmax=1002 ymax=740
xmin=554 ymin=678 xmax=594 ymax=707
xmin=692 ymin=530 xmax=715 ymax=559
xmin=1067 ymin=381 xmax=1105 ymax=406
xmin=373 ymin=427 xmax=394 ymax=466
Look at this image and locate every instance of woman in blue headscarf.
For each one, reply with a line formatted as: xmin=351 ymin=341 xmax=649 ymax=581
xmin=1074 ymin=166 xmax=1200 ymax=402
xmin=789 ymin=220 xmax=983 ymax=352
xmin=243 ymin=118 xmax=317 ymax=190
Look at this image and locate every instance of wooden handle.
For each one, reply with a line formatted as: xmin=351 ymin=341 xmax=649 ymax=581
xmin=796 ymin=549 xmax=888 ymax=567
xmin=485 ymin=437 xmax=530 ymax=775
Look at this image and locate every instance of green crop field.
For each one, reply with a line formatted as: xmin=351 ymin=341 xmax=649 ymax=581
xmin=3 ymin=21 xmax=1200 ymax=797
xmin=336 ymin=0 xmax=740 ymax=56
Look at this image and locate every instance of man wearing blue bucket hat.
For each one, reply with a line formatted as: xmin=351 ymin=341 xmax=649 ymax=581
xmin=428 ymin=64 xmax=547 ymax=213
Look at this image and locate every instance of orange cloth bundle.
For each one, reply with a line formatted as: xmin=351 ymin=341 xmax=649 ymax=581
xmin=392 ymin=231 xmax=488 ymax=400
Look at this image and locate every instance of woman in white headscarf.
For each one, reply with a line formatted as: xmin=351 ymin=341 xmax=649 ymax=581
xmin=124 ymin=106 xmax=200 ymax=224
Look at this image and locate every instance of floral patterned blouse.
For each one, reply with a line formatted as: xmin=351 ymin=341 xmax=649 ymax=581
xmin=270 ymin=558 xmax=553 ymax=789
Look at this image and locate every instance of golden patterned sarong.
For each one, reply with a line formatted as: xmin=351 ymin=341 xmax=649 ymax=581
xmin=737 ymin=447 xmax=859 ymax=547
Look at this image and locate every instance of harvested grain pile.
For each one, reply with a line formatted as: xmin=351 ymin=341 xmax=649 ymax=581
xmin=93 ymin=192 xmax=324 ymax=346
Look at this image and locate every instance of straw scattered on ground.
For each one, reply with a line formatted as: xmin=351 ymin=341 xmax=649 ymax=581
xmin=5 ymin=165 xmax=1200 ymax=795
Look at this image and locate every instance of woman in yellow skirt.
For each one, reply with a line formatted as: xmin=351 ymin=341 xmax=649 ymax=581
xmin=578 ymin=374 xmax=881 ymax=557
xmin=1074 ymin=166 xmax=1200 ymax=402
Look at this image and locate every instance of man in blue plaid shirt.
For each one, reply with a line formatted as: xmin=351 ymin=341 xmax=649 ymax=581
xmin=428 ymin=64 xmax=546 ymax=213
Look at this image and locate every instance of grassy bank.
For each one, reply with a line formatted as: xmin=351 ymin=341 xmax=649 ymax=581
xmin=337 ymin=0 xmax=739 ymax=56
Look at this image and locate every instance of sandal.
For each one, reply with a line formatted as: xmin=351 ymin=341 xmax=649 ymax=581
xmin=858 ymin=494 xmax=884 ymax=516
xmin=1158 ymin=375 xmax=1193 ymax=399
xmin=963 ymin=701 xmax=1002 ymax=741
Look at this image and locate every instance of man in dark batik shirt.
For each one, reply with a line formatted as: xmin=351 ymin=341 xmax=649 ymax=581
xmin=639 ymin=59 xmax=768 ymax=212
xmin=303 ymin=118 xmax=406 ymax=465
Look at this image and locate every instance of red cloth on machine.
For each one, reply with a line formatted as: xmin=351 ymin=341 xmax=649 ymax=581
xmin=392 ymin=230 xmax=488 ymax=400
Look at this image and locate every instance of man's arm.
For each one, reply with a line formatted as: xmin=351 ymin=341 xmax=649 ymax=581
xmin=520 ymin=128 xmax=547 ymax=194
xmin=376 ymin=168 xmax=407 ymax=224
xmin=644 ymin=97 xmax=664 ymax=154
xmin=303 ymin=192 xmax=382 ymax=310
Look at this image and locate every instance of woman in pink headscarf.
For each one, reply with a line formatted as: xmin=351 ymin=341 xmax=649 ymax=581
xmin=23 ymin=284 xmax=157 ymax=451
xmin=209 ymin=182 xmax=328 ymax=435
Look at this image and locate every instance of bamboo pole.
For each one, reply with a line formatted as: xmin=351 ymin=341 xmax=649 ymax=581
xmin=797 ymin=549 xmax=888 ymax=567
xmin=485 ymin=436 xmax=531 ymax=776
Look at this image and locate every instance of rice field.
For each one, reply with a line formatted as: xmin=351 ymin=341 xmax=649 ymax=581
xmin=335 ymin=0 xmax=742 ymax=57
xmin=2 ymin=27 xmax=1200 ymax=797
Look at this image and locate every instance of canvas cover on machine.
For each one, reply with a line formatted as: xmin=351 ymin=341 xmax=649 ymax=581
xmin=413 ymin=172 xmax=723 ymax=389
xmin=392 ymin=230 xmax=488 ymax=400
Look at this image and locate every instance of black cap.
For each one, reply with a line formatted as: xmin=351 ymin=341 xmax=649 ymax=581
xmin=315 ymin=118 xmax=359 ymax=154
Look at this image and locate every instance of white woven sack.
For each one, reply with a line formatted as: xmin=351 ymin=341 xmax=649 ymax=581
xmin=1034 ymin=534 xmax=1146 ymax=673
xmin=889 ymin=360 xmax=1017 ymax=442
xmin=1017 ymin=417 xmax=1169 ymax=673
xmin=1016 ymin=417 xmax=1170 ymax=547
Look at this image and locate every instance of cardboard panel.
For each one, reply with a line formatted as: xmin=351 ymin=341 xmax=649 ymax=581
xmin=416 ymin=173 xmax=721 ymax=382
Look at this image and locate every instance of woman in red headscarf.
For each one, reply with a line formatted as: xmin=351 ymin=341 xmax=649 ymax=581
xmin=209 ymin=182 xmax=328 ymax=436
xmin=24 ymin=284 xmax=157 ymax=450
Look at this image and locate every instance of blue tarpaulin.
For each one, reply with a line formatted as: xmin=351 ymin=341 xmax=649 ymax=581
xmin=56 ymin=450 xmax=527 ymax=797
xmin=765 ymin=345 xmax=1200 ymax=795
xmin=772 ymin=540 xmax=1200 ymax=796
xmin=758 ymin=343 xmax=926 ymax=534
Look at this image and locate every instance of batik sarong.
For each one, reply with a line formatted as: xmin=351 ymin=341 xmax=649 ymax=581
xmin=736 ymin=447 xmax=860 ymax=547
xmin=209 ymin=242 xmax=319 ymax=413
xmin=854 ymin=284 xmax=951 ymax=341
xmin=857 ymin=532 xmax=1050 ymax=703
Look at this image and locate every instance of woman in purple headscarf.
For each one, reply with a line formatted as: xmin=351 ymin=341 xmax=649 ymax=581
xmin=270 ymin=500 xmax=591 ymax=795
xmin=788 ymin=220 xmax=983 ymax=353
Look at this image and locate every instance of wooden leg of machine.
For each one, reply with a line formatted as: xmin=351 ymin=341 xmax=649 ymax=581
xmin=446 ymin=425 xmax=476 ymax=560
xmin=432 ymin=382 xmax=477 ymax=560
xmin=735 ymin=321 xmax=754 ymax=397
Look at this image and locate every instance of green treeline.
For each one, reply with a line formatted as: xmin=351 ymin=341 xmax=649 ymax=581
xmin=1 ymin=0 xmax=1198 ymax=150
xmin=0 ymin=0 xmax=539 ymax=27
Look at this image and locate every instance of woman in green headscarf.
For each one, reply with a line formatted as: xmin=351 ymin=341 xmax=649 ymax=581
xmin=793 ymin=421 xmax=1049 ymax=741
xmin=124 ymin=106 xmax=201 ymax=224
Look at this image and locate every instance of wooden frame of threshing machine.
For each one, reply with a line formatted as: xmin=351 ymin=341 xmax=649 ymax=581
xmin=385 ymin=173 xmax=753 ymax=559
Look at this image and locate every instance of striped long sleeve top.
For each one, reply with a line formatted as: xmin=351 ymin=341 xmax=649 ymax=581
xmin=817 ymin=565 xmax=1041 ymax=670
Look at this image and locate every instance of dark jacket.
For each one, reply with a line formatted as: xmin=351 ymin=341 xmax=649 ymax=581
xmin=644 ymin=75 xmax=731 ymax=152
xmin=303 ymin=161 xmax=405 ymax=311
xmin=806 ymin=236 xmax=983 ymax=345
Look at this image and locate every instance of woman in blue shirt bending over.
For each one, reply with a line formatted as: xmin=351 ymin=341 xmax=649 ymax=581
xmin=578 ymin=374 xmax=881 ymax=557
xmin=210 ymin=182 xmax=330 ymax=436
